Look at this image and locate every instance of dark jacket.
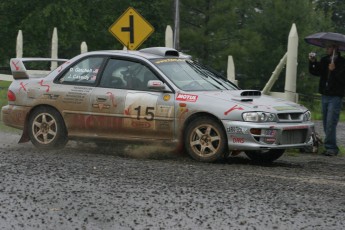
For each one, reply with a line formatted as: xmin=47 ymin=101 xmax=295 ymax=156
xmin=309 ymin=52 xmax=345 ymax=97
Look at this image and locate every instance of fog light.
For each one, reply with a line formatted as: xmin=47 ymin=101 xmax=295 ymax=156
xmin=250 ymin=128 xmax=261 ymax=135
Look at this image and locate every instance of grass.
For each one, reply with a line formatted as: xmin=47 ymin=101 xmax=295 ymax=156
xmin=0 ymin=81 xmax=21 ymax=134
xmin=0 ymin=81 xmax=10 ymax=112
xmin=0 ymin=121 xmax=20 ymax=134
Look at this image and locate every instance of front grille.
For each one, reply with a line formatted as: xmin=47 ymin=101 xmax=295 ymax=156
xmin=280 ymin=129 xmax=307 ymax=144
xmin=277 ymin=113 xmax=303 ymax=122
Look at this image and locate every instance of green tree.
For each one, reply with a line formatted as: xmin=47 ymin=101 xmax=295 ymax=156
xmin=0 ymin=0 xmax=171 ymax=65
xmin=0 ymin=0 xmax=339 ymax=107
xmin=313 ymin=0 xmax=345 ymax=33
xmin=232 ymin=0 xmax=332 ymax=91
xmin=178 ymin=0 xmax=333 ymax=96
xmin=179 ymin=0 xmax=241 ymax=71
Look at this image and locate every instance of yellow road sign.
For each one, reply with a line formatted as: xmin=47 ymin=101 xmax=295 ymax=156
xmin=108 ymin=7 xmax=154 ymax=50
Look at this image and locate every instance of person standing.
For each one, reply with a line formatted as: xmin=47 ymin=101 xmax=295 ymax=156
xmin=309 ymin=43 xmax=345 ymax=156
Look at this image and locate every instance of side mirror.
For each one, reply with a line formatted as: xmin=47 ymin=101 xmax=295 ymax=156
xmin=147 ymin=80 xmax=171 ymax=92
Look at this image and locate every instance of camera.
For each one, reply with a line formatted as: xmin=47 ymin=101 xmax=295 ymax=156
xmin=309 ymin=52 xmax=317 ymax=58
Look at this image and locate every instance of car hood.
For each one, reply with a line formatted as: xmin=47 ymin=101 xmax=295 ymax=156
xmin=199 ymin=90 xmax=308 ymax=113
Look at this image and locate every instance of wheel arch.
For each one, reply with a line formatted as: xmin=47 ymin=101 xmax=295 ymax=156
xmin=20 ymin=104 xmax=67 ymax=143
xmin=181 ymin=112 xmax=228 ymax=149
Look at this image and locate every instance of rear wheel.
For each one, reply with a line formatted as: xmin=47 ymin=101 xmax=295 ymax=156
xmin=244 ymin=149 xmax=285 ymax=163
xmin=184 ymin=117 xmax=227 ymax=162
xmin=28 ymin=107 xmax=68 ymax=149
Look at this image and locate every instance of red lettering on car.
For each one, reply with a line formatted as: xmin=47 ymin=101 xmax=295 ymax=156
xmin=231 ymin=136 xmax=245 ymax=143
xmin=176 ymin=93 xmax=198 ymax=102
xmin=131 ymin=121 xmax=151 ymax=128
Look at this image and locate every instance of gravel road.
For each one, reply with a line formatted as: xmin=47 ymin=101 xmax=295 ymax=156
xmin=0 ymin=122 xmax=344 ymax=229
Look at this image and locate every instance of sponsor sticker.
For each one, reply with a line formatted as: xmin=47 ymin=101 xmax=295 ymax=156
xmin=176 ymin=93 xmax=198 ymax=102
xmin=155 ymin=59 xmax=185 ymax=64
xmin=264 ymin=129 xmax=277 ymax=136
xmin=230 ymin=135 xmax=245 ymax=143
xmin=163 ymin=94 xmax=171 ymax=101
xmin=131 ymin=121 xmax=151 ymax=128
xmin=227 ymin=126 xmax=249 ymax=134
xmin=273 ymin=106 xmax=298 ymax=111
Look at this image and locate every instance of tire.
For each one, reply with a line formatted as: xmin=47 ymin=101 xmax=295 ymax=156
xmin=244 ymin=149 xmax=285 ymax=163
xmin=28 ymin=107 xmax=68 ymax=149
xmin=184 ymin=117 xmax=227 ymax=162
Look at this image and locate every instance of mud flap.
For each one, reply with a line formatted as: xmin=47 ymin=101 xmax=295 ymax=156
xmin=18 ymin=123 xmax=30 ymax=143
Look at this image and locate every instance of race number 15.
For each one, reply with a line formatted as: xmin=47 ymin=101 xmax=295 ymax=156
xmin=134 ymin=106 xmax=155 ymax=121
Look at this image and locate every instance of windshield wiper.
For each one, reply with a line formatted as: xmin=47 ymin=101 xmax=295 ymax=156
xmin=186 ymin=60 xmax=235 ymax=90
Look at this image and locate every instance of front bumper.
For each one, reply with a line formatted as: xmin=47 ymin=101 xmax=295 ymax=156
xmin=1 ymin=105 xmax=30 ymax=130
xmin=223 ymin=120 xmax=314 ymax=150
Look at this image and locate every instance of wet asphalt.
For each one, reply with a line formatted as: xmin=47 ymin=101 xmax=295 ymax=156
xmin=0 ymin=121 xmax=344 ymax=229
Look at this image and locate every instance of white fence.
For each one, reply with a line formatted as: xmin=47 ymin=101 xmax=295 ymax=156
xmin=0 ymin=27 xmax=88 ymax=81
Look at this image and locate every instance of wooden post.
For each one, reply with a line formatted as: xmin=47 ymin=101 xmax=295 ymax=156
xmin=51 ymin=27 xmax=58 ymax=70
xmin=81 ymin=41 xmax=88 ymax=53
xmin=227 ymin=55 xmax=237 ymax=86
xmin=16 ymin=30 xmax=23 ymax=58
xmin=284 ymin=23 xmax=298 ymax=102
xmin=165 ymin=25 xmax=173 ymax=48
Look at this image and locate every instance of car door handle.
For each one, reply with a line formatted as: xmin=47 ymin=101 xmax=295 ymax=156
xmin=96 ymin=97 xmax=107 ymax=102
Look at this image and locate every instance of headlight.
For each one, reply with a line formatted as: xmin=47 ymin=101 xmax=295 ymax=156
xmin=303 ymin=110 xmax=312 ymax=121
xmin=242 ymin=112 xmax=277 ymax=122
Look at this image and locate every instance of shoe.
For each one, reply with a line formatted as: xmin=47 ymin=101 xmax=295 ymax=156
xmin=322 ymin=151 xmax=338 ymax=156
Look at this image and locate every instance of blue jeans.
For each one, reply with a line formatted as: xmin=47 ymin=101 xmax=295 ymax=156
xmin=322 ymin=95 xmax=343 ymax=153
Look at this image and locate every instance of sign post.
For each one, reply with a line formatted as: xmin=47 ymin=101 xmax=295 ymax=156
xmin=109 ymin=7 xmax=154 ymax=50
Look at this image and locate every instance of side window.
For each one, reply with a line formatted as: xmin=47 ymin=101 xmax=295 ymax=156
xmin=138 ymin=67 xmax=159 ymax=90
xmin=58 ymin=57 xmax=104 ymax=85
xmin=99 ymin=59 xmax=159 ymax=90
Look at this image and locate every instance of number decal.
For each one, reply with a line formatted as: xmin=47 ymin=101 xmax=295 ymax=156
xmin=134 ymin=106 xmax=155 ymax=121
xmin=145 ymin=107 xmax=154 ymax=121
xmin=134 ymin=106 xmax=141 ymax=120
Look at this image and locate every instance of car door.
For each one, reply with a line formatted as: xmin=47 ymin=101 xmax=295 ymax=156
xmin=55 ymin=56 xmax=105 ymax=136
xmin=90 ymin=58 xmax=175 ymax=140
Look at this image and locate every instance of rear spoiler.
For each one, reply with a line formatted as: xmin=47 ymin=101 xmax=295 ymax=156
xmin=10 ymin=58 xmax=68 ymax=80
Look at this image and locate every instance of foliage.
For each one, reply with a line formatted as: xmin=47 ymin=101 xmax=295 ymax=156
xmin=0 ymin=0 xmax=344 ymax=99
xmin=313 ymin=0 xmax=345 ymax=34
xmin=0 ymin=0 xmax=171 ymax=63
xmin=0 ymin=81 xmax=10 ymax=119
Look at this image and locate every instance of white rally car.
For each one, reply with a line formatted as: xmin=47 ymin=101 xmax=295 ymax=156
xmin=1 ymin=47 xmax=314 ymax=162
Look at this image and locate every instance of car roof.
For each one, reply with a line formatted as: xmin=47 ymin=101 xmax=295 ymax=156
xmin=84 ymin=47 xmax=191 ymax=60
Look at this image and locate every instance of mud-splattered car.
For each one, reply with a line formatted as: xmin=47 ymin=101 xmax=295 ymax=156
xmin=1 ymin=47 xmax=314 ymax=162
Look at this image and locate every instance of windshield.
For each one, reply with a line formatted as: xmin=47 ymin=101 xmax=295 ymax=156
xmin=151 ymin=58 xmax=239 ymax=91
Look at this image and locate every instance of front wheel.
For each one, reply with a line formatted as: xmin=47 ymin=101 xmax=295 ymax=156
xmin=184 ymin=117 xmax=227 ymax=162
xmin=28 ymin=107 xmax=68 ymax=149
xmin=244 ymin=149 xmax=285 ymax=163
